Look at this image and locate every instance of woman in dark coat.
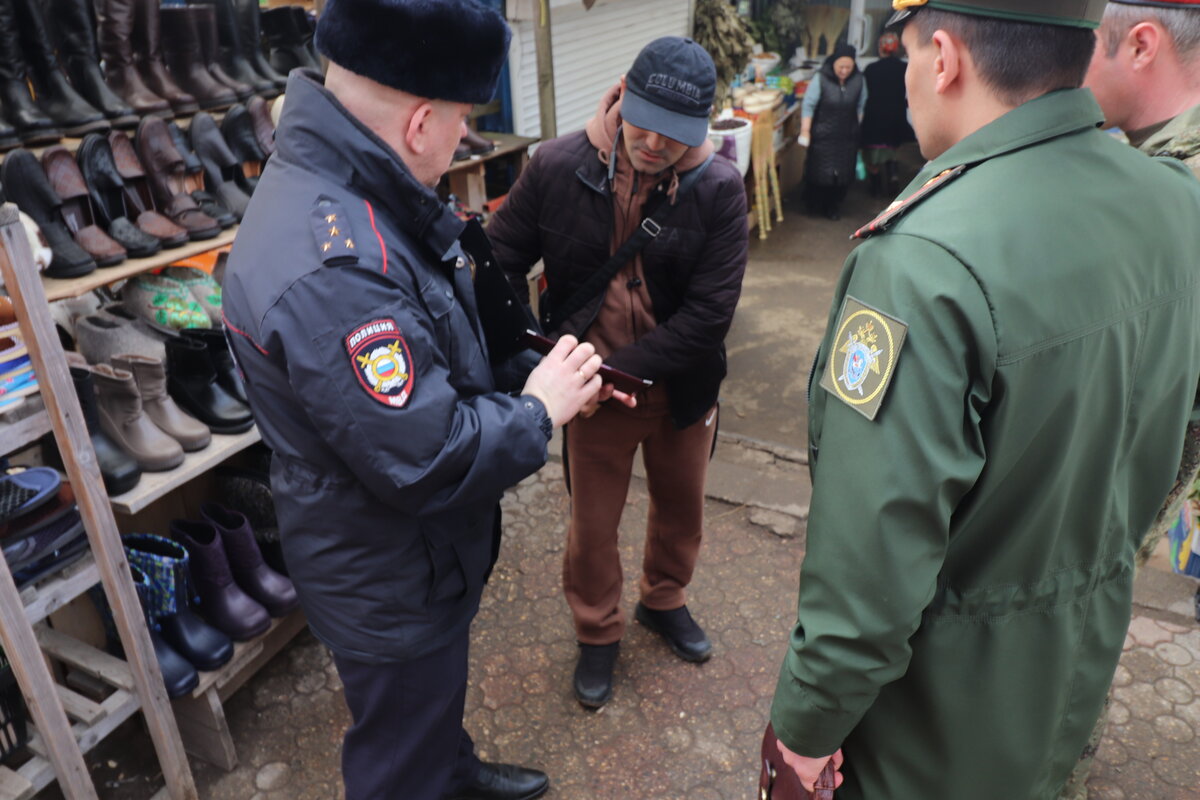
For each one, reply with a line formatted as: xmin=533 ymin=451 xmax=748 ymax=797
xmin=798 ymin=42 xmax=866 ymax=220
xmin=861 ymin=32 xmax=916 ymax=197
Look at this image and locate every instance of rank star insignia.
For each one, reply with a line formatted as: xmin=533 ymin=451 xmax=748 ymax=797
xmin=819 ymin=296 xmax=908 ymax=420
xmin=344 ymin=238 xmax=354 ymax=249
xmin=329 ymin=226 xmax=340 ymax=236
xmin=321 ymin=242 xmax=331 ymax=253
xmin=325 ymin=214 xmax=337 ymax=224
xmin=344 ymin=318 xmax=415 ymax=408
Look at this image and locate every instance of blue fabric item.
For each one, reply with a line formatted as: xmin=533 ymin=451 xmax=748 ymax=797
xmin=0 ymin=468 xmax=61 ymax=525
xmin=123 ymin=534 xmax=191 ymax=620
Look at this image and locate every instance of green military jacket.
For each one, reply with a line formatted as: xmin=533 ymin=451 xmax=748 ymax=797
xmin=770 ymin=90 xmax=1200 ymax=800
xmin=1138 ymin=101 xmax=1200 ymax=180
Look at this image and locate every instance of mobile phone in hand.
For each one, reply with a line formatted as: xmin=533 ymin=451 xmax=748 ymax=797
xmin=519 ymin=330 xmax=653 ymax=395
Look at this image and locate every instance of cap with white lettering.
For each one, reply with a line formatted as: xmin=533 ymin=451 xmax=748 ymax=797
xmin=622 ymin=36 xmax=716 ymax=148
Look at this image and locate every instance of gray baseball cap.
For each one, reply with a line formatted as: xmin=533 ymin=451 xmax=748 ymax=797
xmin=622 ymin=37 xmax=716 ymax=148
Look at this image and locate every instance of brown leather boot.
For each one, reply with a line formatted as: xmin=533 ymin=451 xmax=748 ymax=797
xmin=135 ymin=0 xmax=199 ymax=115
xmin=95 ymin=0 xmax=171 ymax=117
xmin=160 ymin=5 xmax=236 ymax=110
xmin=92 ymin=363 xmax=185 ymax=471
xmin=112 ymin=354 xmax=211 ymax=452
xmin=190 ymin=2 xmax=254 ymax=101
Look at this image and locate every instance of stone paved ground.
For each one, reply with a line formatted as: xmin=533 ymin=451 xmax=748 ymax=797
xmin=64 ymin=448 xmax=1200 ymax=800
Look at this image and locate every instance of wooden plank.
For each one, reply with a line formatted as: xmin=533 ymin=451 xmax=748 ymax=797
xmin=448 ymin=166 xmax=489 ymax=213
xmin=0 ymin=408 xmax=51 ymax=459
xmin=444 ymin=133 xmax=539 ymax=175
xmin=214 ymin=610 xmax=307 ymax=703
xmin=22 ymin=554 xmax=100 ymax=626
xmin=35 ymin=628 xmax=135 ymax=692
xmin=109 ymin=427 xmax=262 ymax=516
xmin=40 ymin=228 xmax=237 ymax=302
xmin=534 ymin=0 xmax=557 ymax=139
xmin=54 ymin=684 xmax=106 ymax=726
xmin=0 ymin=765 xmax=35 ymax=800
xmin=191 ymin=637 xmax=265 ymax=699
xmin=172 ymin=689 xmax=238 ymax=771
xmin=0 ymin=207 xmax=100 ymax=800
xmin=19 ymin=690 xmax=140 ymax=796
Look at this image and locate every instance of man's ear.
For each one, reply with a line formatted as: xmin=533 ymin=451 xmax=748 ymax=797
xmin=405 ymin=102 xmax=436 ymax=156
xmin=931 ymin=29 xmax=961 ymax=95
xmin=1128 ymin=21 xmax=1163 ymax=71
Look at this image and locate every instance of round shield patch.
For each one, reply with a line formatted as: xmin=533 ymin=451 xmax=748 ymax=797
xmin=344 ymin=318 xmax=415 ymax=408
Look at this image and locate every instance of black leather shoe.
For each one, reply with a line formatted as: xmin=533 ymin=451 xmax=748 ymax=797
xmin=446 ymin=762 xmax=550 ymax=800
xmin=165 ymin=336 xmax=253 ymax=434
xmin=573 ymin=641 xmax=617 ymax=709
xmin=634 ymin=602 xmax=713 ymax=663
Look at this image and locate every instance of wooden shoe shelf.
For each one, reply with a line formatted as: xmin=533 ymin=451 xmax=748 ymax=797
xmin=0 ymin=203 xmax=198 ymax=799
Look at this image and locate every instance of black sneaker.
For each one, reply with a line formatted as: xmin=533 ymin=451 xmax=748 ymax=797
xmin=573 ymin=641 xmax=618 ymax=709
xmin=635 ymin=602 xmax=713 ymax=663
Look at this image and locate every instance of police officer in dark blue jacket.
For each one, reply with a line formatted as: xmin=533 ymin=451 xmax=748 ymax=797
xmin=221 ymin=2 xmax=612 ymax=798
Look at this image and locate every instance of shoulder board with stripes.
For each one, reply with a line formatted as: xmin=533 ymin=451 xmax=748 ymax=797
xmin=852 ymin=165 xmax=968 ymax=241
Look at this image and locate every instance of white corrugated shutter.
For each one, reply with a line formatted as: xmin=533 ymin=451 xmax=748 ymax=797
xmin=508 ymin=0 xmax=694 ymax=139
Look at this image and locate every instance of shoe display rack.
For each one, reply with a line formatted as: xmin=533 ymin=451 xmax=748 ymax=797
xmin=0 ymin=202 xmax=197 ymax=799
xmin=445 ymin=132 xmax=539 ymax=214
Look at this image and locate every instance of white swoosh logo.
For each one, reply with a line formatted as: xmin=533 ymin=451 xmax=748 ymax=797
xmin=705 ymin=409 xmax=717 ymax=427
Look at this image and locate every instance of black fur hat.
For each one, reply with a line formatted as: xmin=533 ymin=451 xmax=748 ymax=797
xmin=315 ymin=0 xmax=511 ymax=104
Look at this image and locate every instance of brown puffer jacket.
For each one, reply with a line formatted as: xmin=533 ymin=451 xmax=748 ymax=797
xmin=488 ymin=112 xmax=749 ymax=429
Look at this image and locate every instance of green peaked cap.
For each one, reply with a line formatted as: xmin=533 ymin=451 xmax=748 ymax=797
xmin=888 ymin=0 xmax=1109 ymax=29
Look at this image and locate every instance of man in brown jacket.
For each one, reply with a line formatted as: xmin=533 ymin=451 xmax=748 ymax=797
xmin=488 ymin=36 xmax=748 ymax=708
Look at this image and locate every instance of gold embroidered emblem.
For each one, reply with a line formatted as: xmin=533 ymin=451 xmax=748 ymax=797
xmin=819 ymin=296 xmax=908 ymax=420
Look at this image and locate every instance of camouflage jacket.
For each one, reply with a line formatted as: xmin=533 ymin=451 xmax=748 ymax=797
xmin=1141 ymin=101 xmax=1200 ymax=179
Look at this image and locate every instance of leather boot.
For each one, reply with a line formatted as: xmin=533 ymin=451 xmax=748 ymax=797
xmin=446 ymin=763 xmax=551 ymax=800
xmin=135 ymin=116 xmax=221 ymax=239
xmin=189 ymin=2 xmax=254 ymax=102
xmin=0 ymin=0 xmax=61 ymax=144
xmin=170 ymin=518 xmax=270 ymax=641
xmin=124 ymin=533 xmax=234 ymax=672
xmin=107 ymin=128 xmax=191 ymax=248
xmin=200 ymin=502 xmax=297 ymax=617
xmin=206 ymin=0 xmax=276 ymax=97
xmin=46 ymin=0 xmax=138 ymax=129
xmin=92 ymin=363 xmax=185 ymax=471
xmin=128 ymin=562 xmax=198 ymax=697
xmin=112 ymin=354 xmax=211 ymax=452
xmin=291 ymin=5 xmax=319 ymax=67
xmin=0 ymin=106 xmax=18 ymax=151
xmin=167 ymin=120 xmax=236 ymax=228
xmin=134 ymin=0 xmax=199 ymax=115
xmin=76 ymin=132 xmax=162 ymax=259
xmin=67 ymin=365 xmax=140 ymax=494
xmin=573 ymin=642 xmax=617 ymax=709
xmin=234 ymin=0 xmax=286 ymax=90
xmin=219 ymin=104 xmax=264 ymax=195
xmin=190 ymin=111 xmax=250 ymax=219
xmin=634 ymin=602 xmax=713 ymax=662
xmin=94 ymin=0 xmax=171 ymax=118
xmin=164 ymin=336 xmax=253 ymax=434
xmin=41 ymin=145 xmax=126 ymax=267
xmin=181 ymin=328 xmax=247 ymax=404
xmin=160 ymin=5 xmax=236 ymax=110
xmin=0 ymin=148 xmax=96 ymax=277
xmin=245 ymin=95 xmax=275 ymax=158
xmin=261 ymin=5 xmax=319 ymax=75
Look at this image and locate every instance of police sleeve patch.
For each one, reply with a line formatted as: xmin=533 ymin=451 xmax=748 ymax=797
xmin=819 ymin=296 xmax=908 ymax=421
xmin=345 ymin=318 xmax=414 ymax=408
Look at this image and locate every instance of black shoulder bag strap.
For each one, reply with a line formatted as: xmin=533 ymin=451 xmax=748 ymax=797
xmin=545 ymin=152 xmax=716 ymax=332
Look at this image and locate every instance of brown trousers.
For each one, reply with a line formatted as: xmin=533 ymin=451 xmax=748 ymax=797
xmin=563 ymin=400 xmax=717 ymax=644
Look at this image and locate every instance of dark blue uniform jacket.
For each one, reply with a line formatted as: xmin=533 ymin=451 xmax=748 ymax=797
xmin=222 ymin=71 xmax=550 ymax=663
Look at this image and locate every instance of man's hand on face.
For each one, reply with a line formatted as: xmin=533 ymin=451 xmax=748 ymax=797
xmin=521 ymin=335 xmax=606 ymax=426
xmin=775 ymin=739 xmax=845 ymax=793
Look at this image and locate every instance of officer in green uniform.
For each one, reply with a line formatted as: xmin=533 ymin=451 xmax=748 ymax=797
xmin=767 ymin=1 xmax=1200 ymax=798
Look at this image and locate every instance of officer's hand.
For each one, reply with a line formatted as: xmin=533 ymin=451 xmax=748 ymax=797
xmin=522 ymin=335 xmax=604 ymax=426
xmin=775 ymin=739 xmax=845 ymax=793
xmin=579 ymin=384 xmax=638 ymax=418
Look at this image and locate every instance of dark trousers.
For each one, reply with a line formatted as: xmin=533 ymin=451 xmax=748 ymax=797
xmin=334 ymin=632 xmax=481 ymax=800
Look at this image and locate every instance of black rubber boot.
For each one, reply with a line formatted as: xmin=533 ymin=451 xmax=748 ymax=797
xmin=234 ymin=0 xmax=286 ymax=89
xmin=209 ymin=0 xmax=276 ymax=96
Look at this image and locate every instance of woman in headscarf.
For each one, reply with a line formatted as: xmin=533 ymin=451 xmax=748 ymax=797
xmin=798 ymin=42 xmax=866 ymax=220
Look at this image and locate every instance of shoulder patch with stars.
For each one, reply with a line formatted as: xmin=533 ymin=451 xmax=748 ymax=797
xmin=345 ymin=318 xmax=415 ymax=408
xmin=819 ymin=296 xmax=908 ymax=421
xmin=310 ymin=197 xmax=359 ymax=266
xmin=852 ymin=165 xmax=967 ymax=240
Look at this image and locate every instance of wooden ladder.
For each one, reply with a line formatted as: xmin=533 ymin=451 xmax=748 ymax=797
xmin=0 ymin=202 xmax=198 ymax=799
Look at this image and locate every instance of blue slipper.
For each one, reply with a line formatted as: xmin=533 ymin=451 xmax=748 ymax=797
xmin=0 ymin=468 xmax=62 ymax=525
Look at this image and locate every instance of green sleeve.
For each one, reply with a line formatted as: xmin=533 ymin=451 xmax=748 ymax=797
xmin=770 ymin=234 xmax=997 ymax=756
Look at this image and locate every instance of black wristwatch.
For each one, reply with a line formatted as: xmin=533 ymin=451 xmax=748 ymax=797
xmin=521 ymin=396 xmax=554 ymax=440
